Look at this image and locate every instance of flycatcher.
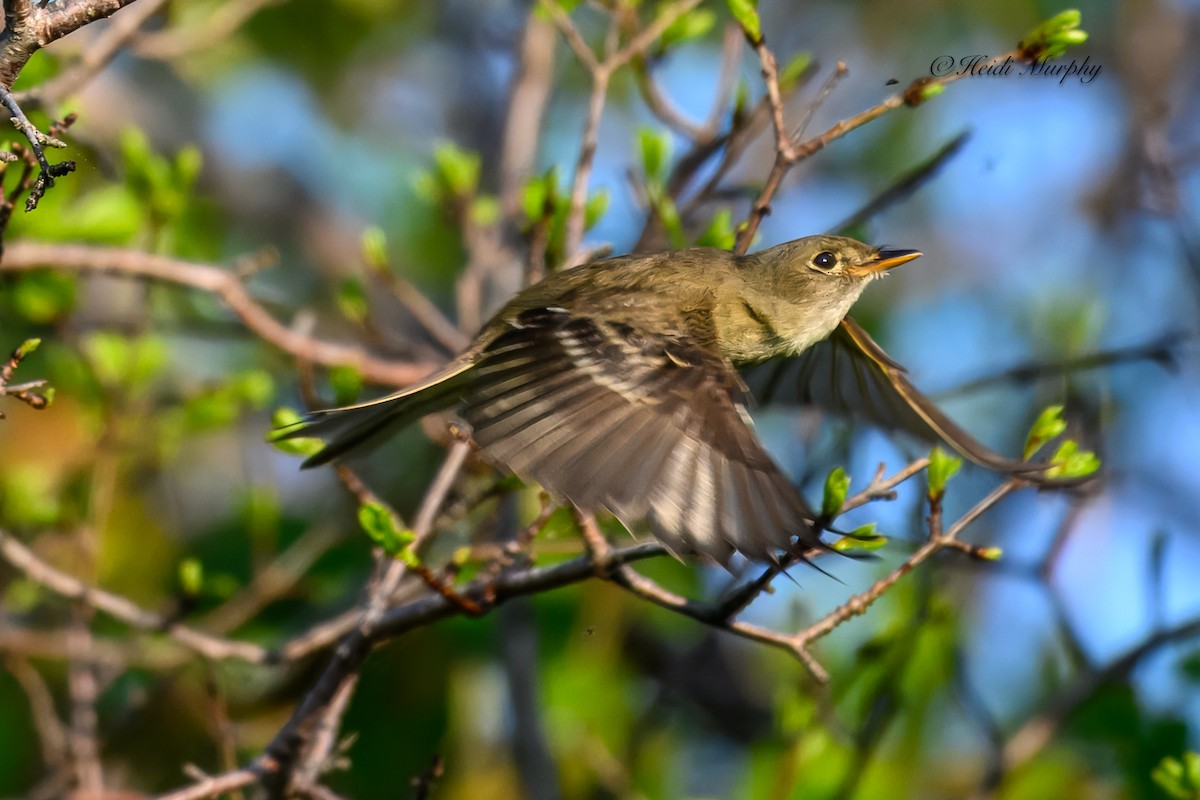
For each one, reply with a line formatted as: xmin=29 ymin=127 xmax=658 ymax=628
xmin=280 ymin=235 xmax=1047 ymax=564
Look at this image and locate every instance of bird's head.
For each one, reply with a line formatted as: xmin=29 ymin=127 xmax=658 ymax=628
xmin=770 ymin=234 xmax=922 ymax=284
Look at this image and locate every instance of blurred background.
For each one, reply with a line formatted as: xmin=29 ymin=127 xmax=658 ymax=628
xmin=1 ymin=0 xmax=1198 ymax=797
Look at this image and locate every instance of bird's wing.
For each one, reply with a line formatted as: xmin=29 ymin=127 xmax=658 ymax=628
xmin=744 ymin=316 xmax=1043 ymax=476
xmin=462 ymin=307 xmax=820 ymax=564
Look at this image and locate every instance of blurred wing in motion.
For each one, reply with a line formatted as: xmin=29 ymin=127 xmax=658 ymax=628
xmin=744 ymin=316 xmax=1045 ymax=477
xmin=463 ymin=307 xmax=820 ymax=563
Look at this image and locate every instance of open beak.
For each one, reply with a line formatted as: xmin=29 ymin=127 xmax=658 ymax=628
xmin=848 ymin=248 xmax=922 ymax=277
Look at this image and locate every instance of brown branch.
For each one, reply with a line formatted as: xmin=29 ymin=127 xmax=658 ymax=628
xmin=712 ymin=459 xmax=930 ymax=620
xmin=500 ymin=10 xmax=557 ymax=221
xmin=66 ymin=611 xmax=104 ymax=795
xmin=793 ymin=481 xmax=1018 ymax=653
xmin=832 ymin=130 xmax=971 ymax=233
xmin=734 ymin=50 xmax=1021 ymax=254
xmin=0 ymin=241 xmax=439 ymax=387
xmin=543 ymin=0 xmax=703 ymax=263
xmin=155 ymin=767 xmax=261 ymax=800
xmin=0 ymin=527 xmax=271 ymax=663
xmin=935 ymin=331 xmax=1186 ymax=399
xmin=969 ymin=613 xmax=1200 ymax=800
xmin=0 ymin=337 xmax=50 ymax=414
xmin=0 ymin=0 xmax=145 ymax=208
xmin=0 ymin=0 xmax=142 ymax=87
xmin=560 ymin=9 xmax=618 ymax=265
xmin=368 ymin=261 xmax=468 ymax=354
xmin=254 ymin=437 xmax=472 ymax=795
xmin=16 ymin=0 xmax=170 ymax=108
xmin=133 ymin=0 xmax=282 ymax=61
xmin=3 ymin=655 xmax=68 ymax=770
xmin=151 ymin=541 xmax=669 ymax=797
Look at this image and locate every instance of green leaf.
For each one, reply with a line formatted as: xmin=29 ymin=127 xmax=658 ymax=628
xmin=361 ymin=226 xmax=389 ymax=271
xmin=184 ymin=388 xmax=241 ymax=430
xmin=584 ymin=188 xmax=610 ymax=231
xmin=832 ymin=523 xmax=887 ymax=552
xmin=178 ymin=558 xmax=204 ymax=597
xmin=521 ymin=176 xmax=549 ymax=222
xmin=174 ymin=145 xmax=203 ymax=192
xmin=917 ymin=83 xmax=945 ymax=102
xmin=1020 ymin=9 xmax=1088 ymax=60
xmin=650 ymin=187 xmax=685 ymax=249
xmin=977 ymin=547 xmax=1004 ymax=561
xmin=267 ymin=407 xmax=324 ymax=458
xmin=696 ymin=209 xmax=735 ymax=250
xmin=822 ymin=467 xmax=849 ymax=518
xmin=660 ymin=7 xmax=716 ymax=49
xmin=1025 ymin=405 xmax=1068 ymax=459
xmin=83 ymin=332 xmax=167 ymax=390
xmin=637 ymin=127 xmax=672 ymax=183
xmin=433 ymin=141 xmax=481 ymax=197
xmin=119 ymin=127 xmax=200 ymax=222
xmin=411 ymin=169 xmax=439 ymax=204
xmin=337 ymin=277 xmax=370 ymax=323
xmin=12 ymin=272 xmax=76 ymax=322
xmin=1151 ymin=753 xmax=1200 ymax=799
xmin=358 ymin=501 xmax=414 ymax=555
xmin=329 ymin=364 xmax=363 ymax=406
xmin=927 ymin=447 xmax=962 ymax=498
xmin=725 ymin=0 xmax=761 ymax=43
xmin=233 ymin=369 xmax=275 ymax=409
xmin=778 ymin=52 xmax=812 ymax=92
xmin=471 ymin=195 xmax=500 ymax=226
xmin=1 ymin=465 xmax=61 ymax=527
xmin=1046 ymin=440 xmax=1100 ymax=479
xmin=15 ymin=338 xmax=41 ymax=359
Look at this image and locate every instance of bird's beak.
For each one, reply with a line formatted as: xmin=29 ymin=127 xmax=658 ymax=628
xmin=848 ymin=248 xmax=922 ymax=277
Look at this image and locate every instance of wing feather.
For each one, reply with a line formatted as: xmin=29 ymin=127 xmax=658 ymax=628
xmin=463 ymin=308 xmax=819 ymax=563
xmin=744 ymin=316 xmax=1050 ymax=477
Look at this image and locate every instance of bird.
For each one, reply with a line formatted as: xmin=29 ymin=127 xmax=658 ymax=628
xmin=277 ymin=235 xmax=1047 ymax=565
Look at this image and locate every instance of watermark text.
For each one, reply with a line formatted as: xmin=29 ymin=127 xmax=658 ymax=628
xmin=929 ymin=54 xmax=1101 ymax=84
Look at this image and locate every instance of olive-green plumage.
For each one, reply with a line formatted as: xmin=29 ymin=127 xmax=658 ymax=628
xmin=282 ymin=235 xmax=1040 ymax=564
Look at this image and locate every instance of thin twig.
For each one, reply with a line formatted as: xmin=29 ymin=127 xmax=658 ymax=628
xmin=733 ymin=50 xmax=1022 ymax=254
xmin=935 ymin=331 xmax=1186 ymax=399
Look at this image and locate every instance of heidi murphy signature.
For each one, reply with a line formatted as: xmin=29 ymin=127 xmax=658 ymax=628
xmin=930 ymin=54 xmax=1101 ymax=84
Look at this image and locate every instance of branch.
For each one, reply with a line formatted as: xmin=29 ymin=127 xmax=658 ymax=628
xmin=542 ymin=0 xmax=703 ymax=263
xmin=935 ymin=331 xmax=1186 ymax=399
xmin=971 ymin=613 xmax=1200 ymax=799
xmin=733 ymin=49 xmax=1022 ymax=254
xmin=0 ymin=337 xmax=50 ymax=414
xmin=133 ymin=0 xmax=282 ymax=62
xmin=0 ymin=242 xmax=439 ymax=387
xmin=15 ymin=0 xmax=170 ymax=109
xmin=0 ymin=0 xmax=143 ymax=209
xmin=0 ymin=527 xmax=270 ymax=663
xmin=832 ymin=130 xmax=971 ymax=233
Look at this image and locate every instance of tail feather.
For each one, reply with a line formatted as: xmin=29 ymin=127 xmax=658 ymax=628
xmin=276 ymin=362 xmax=475 ymax=468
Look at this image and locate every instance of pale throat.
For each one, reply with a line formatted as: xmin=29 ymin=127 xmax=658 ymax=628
xmin=717 ymin=278 xmax=868 ymax=364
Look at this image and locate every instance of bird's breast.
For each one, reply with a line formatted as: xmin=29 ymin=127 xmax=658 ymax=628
xmin=716 ymin=285 xmax=860 ymax=364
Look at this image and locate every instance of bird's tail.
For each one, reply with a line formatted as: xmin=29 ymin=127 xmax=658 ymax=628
xmin=273 ymin=361 xmax=475 ymax=468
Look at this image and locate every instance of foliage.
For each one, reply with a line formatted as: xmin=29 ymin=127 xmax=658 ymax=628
xmin=0 ymin=3 xmax=1192 ymax=800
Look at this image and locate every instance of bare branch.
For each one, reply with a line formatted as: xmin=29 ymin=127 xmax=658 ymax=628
xmin=0 ymin=527 xmax=270 ymax=663
xmin=0 ymin=242 xmax=440 ymax=387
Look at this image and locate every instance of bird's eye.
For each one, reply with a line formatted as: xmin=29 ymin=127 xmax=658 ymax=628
xmin=812 ymin=251 xmax=837 ymax=270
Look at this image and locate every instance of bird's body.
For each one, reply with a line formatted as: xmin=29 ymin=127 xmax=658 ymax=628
xmin=281 ymin=235 xmax=1038 ymax=564
xmin=467 ymin=243 xmax=872 ymax=365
